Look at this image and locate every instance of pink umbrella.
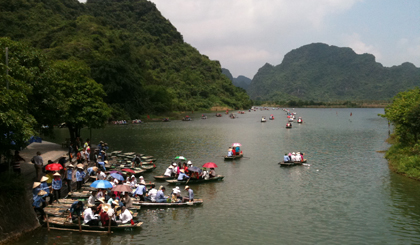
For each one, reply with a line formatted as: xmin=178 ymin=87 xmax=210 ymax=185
xmin=112 ymin=185 xmax=132 ymax=192
xmin=232 ymin=143 xmax=242 ymax=147
xmin=202 ymin=162 xmax=218 ymax=168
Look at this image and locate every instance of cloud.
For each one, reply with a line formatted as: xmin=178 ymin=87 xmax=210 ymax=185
xmin=341 ymin=33 xmax=382 ymax=59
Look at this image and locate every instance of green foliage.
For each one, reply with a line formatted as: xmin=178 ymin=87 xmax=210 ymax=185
xmin=0 ymin=0 xmax=252 ymax=118
xmin=248 ymin=43 xmax=420 ymax=103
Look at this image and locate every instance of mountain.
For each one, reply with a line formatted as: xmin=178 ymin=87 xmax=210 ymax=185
xmin=222 ymin=68 xmax=252 ymax=90
xmin=247 ymin=43 xmax=420 ymax=102
xmin=0 ymin=0 xmax=252 ymax=117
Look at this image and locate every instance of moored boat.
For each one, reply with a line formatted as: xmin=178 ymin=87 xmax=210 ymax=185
xmin=154 ymin=175 xmax=176 ymax=180
xmin=133 ymin=199 xmax=204 ymax=208
xmin=166 ymin=175 xmax=224 ymax=185
xmin=46 ymin=217 xmax=143 ymax=231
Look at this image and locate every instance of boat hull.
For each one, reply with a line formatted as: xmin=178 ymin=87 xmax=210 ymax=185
xmin=133 ymin=199 xmax=203 ymax=208
xmin=166 ymin=175 xmax=224 ymax=185
xmin=224 ymin=154 xmax=243 ymax=160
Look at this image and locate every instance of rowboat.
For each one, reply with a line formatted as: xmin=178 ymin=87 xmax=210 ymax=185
xmin=67 ymin=191 xmax=90 ymax=199
xmin=286 ymin=123 xmax=292 ymax=128
xmin=261 ymin=117 xmax=266 ymax=122
xmin=133 ymin=199 xmax=203 ymax=208
xmin=46 ymin=217 xmax=143 ymax=231
xmin=166 ymin=175 xmax=224 ymax=185
xmin=154 ymin=175 xmax=176 ymax=180
xmin=224 ymin=154 xmax=243 ymax=160
xmin=297 ymin=117 xmax=303 ymax=123
xmin=278 ymin=160 xmax=307 ymax=167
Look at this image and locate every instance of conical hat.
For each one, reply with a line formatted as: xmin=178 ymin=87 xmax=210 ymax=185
xmin=40 ymin=176 xmax=49 ymax=182
xmin=33 ymin=182 xmax=41 ymax=189
xmin=38 ymin=190 xmax=47 ymax=196
xmin=53 ymin=172 xmax=61 ymax=177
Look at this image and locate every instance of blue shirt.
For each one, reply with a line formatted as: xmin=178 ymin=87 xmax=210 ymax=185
xmin=188 ymin=189 xmax=194 ymax=200
xmin=32 ymin=187 xmax=41 ymax=198
xmin=283 ymin=155 xmax=290 ymax=162
xmin=41 ymin=182 xmax=50 ymax=194
xmin=76 ymin=170 xmax=86 ymax=181
xmin=33 ymin=195 xmax=45 ymax=208
xmin=70 ymin=201 xmax=84 ymax=216
xmin=156 ymin=190 xmax=165 ymax=200
xmin=134 ymin=185 xmax=146 ymax=195
xmin=87 ymin=167 xmax=95 ymax=175
xmin=52 ymin=178 xmax=62 ymax=190
xmin=178 ymin=172 xmax=189 ymax=181
xmin=66 ymin=169 xmax=73 ymax=180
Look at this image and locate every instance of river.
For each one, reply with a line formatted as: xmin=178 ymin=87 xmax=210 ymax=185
xmin=16 ymin=108 xmax=420 ymax=244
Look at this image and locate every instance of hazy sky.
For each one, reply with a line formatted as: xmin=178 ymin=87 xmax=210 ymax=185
xmin=80 ymin=0 xmax=420 ymax=79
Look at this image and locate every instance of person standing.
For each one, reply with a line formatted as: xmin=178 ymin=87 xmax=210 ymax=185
xmin=52 ymin=172 xmax=62 ymax=203
xmin=32 ymin=151 xmax=43 ymax=181
xmin=33 ymin=190 xmax=47 ymax=222
xmin=40 ymin=176 xmax=53 ymax=205
xmin=76 ymin=167 xmax=86 ymax=190
xmin=64 ymin=164 xmax=74 ymax=193
xmin=13 ymin=150 xmax=25 ymax=174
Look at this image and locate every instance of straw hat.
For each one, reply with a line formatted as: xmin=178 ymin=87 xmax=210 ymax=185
xmin=184 ymin=186 xmax=190 ymax=190
xmin=68 ymin=164 xmax=74 ymax=168
xmin=168 ymin=165 xmax=174 ymax=169
xmin=40 ymin=176 xmax=49 ymax=182
xmin=139 ymin=176 xmax=144 ymax=179
xmin=172 ymin=162 xmax=177 ymax=166
xmin=131 ymin=175 xmax=136 ymax=179
xmin=187 ymin=161 xmax=192 ymax=165
xmin=102 ymin=204 xmax=110 ymax=212
xmin=92 ymin=167 xmax=98 ymax=172
xmin=98 ymin=197 xmax=106 ymax=204
xmin=140 ymin=180 xmax=146 ymax=185
xmin=180 ymin=169 xmax=185 ymax=173
xmin=173 ymin=186 xmax=181 ymax=194
xmin=104 ymin=160 xmax=108 ymax=164
xmin=292 ymin=152 xmax=296 ymax=155
xmin=53 ymin=172 xmax=61 ymax=177
xmin=112 ymin=200 xmax=119 ymax=206
xmin=77 ymin=164 xmax=84 ymax=169
xmin=33 ymin=182 xmax=41 ymax=189
xmin=38 ymin=190 xmax=47 ymax=196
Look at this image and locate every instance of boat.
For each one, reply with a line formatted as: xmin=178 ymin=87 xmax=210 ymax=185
xmin=288 ymin=117 xmax=294 ymax=122
xmin=46 ymin=217 xmax=143 ymax=231
xmin=133 ymin=199 xmax=203 ymax=208
xmin=297 ymin=117 xmax=303 ymax=123
xmin=278 ymin=160 xmax=307 ymax=167
xmin=154 ymin=175 xmax=176 ymax=180
xmin=261 ymin=117 xmax=266 ymax=122
xmin=286 ymin=123 xmax=292 ymax=128
xmin=229 ymin=113 xmax=236 ymax=119
xmin=269 ymin=114 xmax=274 ymax=120
xmin=201 ymin=114 xmax=207 ymax=119
xmin=224 ymin=154 xmax=243 ymax=160
xmin=166 ymin=175 xmax=224 ymax=185
xmin=162 ymin=118 xmax=169 ymax=122
xmin=182 ymin=116 xmax=192 ymax=121
xmin=140 ymin=165 xmax=157 ymax=172
xmin=216 ymin=113 xmax=222 ymax=117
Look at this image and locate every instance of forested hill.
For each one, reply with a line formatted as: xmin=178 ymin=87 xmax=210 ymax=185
xmin=222 ymin=68 xmax=252 ymax=90
xmin=0 ymin=0 xmax=251 ymax=118
xmin=247 ymin=43 xmax=420 ymax=102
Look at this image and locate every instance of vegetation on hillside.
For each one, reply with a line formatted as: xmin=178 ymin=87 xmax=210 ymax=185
xmin=222 ymin=68 xmax=252 ymax=90
xmin=381 ymin=88 xmax=420 ymax=180
xmin=247 ymin=43 xmax=420 ymax=103
xmin=0 ymin=0 xmax=252 ymax=120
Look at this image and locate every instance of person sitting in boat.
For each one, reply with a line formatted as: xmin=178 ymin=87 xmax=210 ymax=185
xmin=284 ymin=153 xmax=290 ymax=163
xmin=183 ymin=162 xmax=189 ymax=174
xmin=296 ymin=152 xmax=302 ymax=162
xmin=163 ymin=165 xmax=174 ymax=177
xmin=69 ymin=201 xmax=84 ymax=221
xmin=84 ymin=206 xmax=99 ymax=226
xmin=172 ymin=162 xmax=178 ymax=177
xmin=119 ymin=206 xmax=133 ymax=224
xmin=122 ymin=192 xmax=133 ymax=209
xmin=182 ymin=186 xmax=194 ymax=203
xmin=227 ymin=149 xmax=233 ymax=157
xmin=96 ymin=169 xmax=106 ymax=181
xmin=201 ymin=168 xmax=209 ymax=180
xmin=156 ymin=186 xmax=168 ymax=203
xmin=209 ymin=168 xmax=216 ymax=178
xmin=130 ymin=175 xmax=137 ymax=188
xmin=178 ymin=169 xmax=190 ymax=181
xmin=87 ymin=166 xmax=97 ymax=176
xmin=132 ymin=154 xmax=142 ymax=167
xmin=300 ymin=152 xmax=304 ymax=162
xmin=145 ymin=184 xmax=157 ymax=202
xmin=235 ymin=146 xmax=240 ymax=155
xmin=187 ymin=161 xmax=193 ymax=167
xmin=291 ymin=152 xmax=297 ymax=162
xmin=88 ymin=190 xmax=97 ymax=207
xmin=171 ymin=186 xmax=182 ymax=203
xmin=102 ymin=204 xmax=118 ymax=227
xmin=232 ymin=148 xmax=236 ymax=156
xmin=134 ymin=180 xmax=146 ymax=202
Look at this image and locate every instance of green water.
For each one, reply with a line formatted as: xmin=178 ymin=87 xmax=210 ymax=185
xmin=16 ymin=108 xmax=420 ymax=244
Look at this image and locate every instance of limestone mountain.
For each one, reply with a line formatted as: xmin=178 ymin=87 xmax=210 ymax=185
xmin=222 ymin=68 xmax=252 ymax=90
xmin=247 ymin=43 xmax=420 ymax=102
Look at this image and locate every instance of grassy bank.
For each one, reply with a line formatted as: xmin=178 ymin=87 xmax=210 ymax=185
xmin=385 ymin=135 xmax=420 ymax=180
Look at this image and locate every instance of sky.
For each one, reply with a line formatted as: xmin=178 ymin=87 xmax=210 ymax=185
xmin=80 ymin=0 xmax=420 ymax=79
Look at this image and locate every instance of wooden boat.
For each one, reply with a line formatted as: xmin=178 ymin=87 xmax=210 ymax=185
xmin=297 ymin=117 xmax=303 ymax=123
xmin=44 ymin=207 xmax=69 ymax=217
xmin=162 ymin=118 xmax=169 ymax=122
xmin=216 ymin=113 xmax=222 ymax=117
xmin=166 ymin=175 xmax=224 ymax=185
xmin=286 ymin=123 xmax=292 ymax=128
xmin=201 ymin=116 xmax=207 ymax=119
xmin=140 ymin=165 xmax=156 ymax=172
xmin=224 ymin=154 xmax=243 ymax=161
xmin=47 ymin=217 xmax=143 ymax=231
xmin=154 ymin=175 xmax=176 ymax=180
xmin=134 ymin=199 xmax=204 ymax=208
xmin=67 ymin=191 xmax=90 ymax=199
xmin=261 ymin=117 xmax=266 ymax=122
xmin=182 ymin=117 xmax=192 ymax=121
xmin=278 ymin=160 xmax=307 ymax=167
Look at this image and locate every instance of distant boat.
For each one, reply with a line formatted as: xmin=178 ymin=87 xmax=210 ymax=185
xmin=261 ymin=117 xmax=267 ymax=122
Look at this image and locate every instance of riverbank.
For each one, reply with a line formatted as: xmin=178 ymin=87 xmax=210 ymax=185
xmin=385 ymin=137 xmax=420 ymax=181
xmin=0 ymin=141 xmax=67 ymax=245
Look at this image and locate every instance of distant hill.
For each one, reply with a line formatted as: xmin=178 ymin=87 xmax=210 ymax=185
xmin=0 ymin=0 xmax=251 ymax=117
xmin=222 ymin=68 xmax=252 ymax=90
xmin=247 ymin=43 xmax=420 ymax=102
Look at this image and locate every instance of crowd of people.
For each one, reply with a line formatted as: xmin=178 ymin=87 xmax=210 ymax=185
xmin=283 ymin=152 xmax=304 ymax=162
xmin=227 ymin=146 xmax=241 ymax=157
xmin=162 ymin=161 xmax=217 ymax=181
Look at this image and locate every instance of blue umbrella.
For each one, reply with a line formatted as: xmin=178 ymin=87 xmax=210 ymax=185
xmin=110 ymin=173 xmax=124 ymax=181
xmin=188 ymin=166 xmax=202 ymax=173
xmin=90 ymin=180 xmax=113 ymax=189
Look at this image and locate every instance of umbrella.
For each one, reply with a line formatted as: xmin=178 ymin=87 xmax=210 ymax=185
xmin=112 ymin=185 xmax=132 ymax=192
xmin=202 ymin=162 xmax=218 ymax=168
xmin=109 ymin=170 xmax=123 ymax=175
xmin=232 ymin=143 xmax=242 ymax=147
xmin=110 ymin=173 xmax=124 ymax=181
xmin=122 ymin=168 xmax=135 ymax=174
xmin=45 ymin=163 xmax=63 ymax=171
xmin=188 ymin=166 xmax=202 ymax=173
xmin=90 ymin=180 xmax=113 ymax=189
xmin=174 ymin=156 xmax=187 ymax=161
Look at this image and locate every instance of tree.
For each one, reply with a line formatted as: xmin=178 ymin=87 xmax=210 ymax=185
xmin=52 ymin=60 xmax=111 ymax=144
xmin=381 ymin=87 xmax=420 ymax=144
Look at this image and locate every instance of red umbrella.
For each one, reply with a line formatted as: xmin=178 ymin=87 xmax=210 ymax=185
xmin=45 ymin=163 xmax=63 ymax=171
xmin=202 ymin=162 xmax=218 ymax=168
xmin=122 ymin=168 xmax=135 ymax=174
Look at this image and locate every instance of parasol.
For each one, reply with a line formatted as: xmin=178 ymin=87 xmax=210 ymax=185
xmin=90 ymin=180 xmax=113 ymax=189
xmin=122 ymin=168 xmax=135 ymax=174
xmin=174 ymin=156 xmax=187 ymax=161
xmin=45 ymin=163 xmax=63 ymax=171
xmin=232 ymin=143 xmax=242 ymax=147
xmin=112 ymin=185 xmax=132 ymax=192
xmin=202 ymin=162 xmax=218 ymax=168
xmin=110 ymin=173 xmax=124 ymax=181
xmin=188 ymin=166 xmax=202 ymax=173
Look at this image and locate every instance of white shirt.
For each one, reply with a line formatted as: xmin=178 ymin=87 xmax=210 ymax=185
xmin=291 ymin=155 xmax=297 ymax=162
xmin=88 ymin=195 xmax=96 ymax=206
xmin=119 ymin=209 xmax=133 ymax=224
xmin=164 ymin=167 xmax=173 ymax=177
xmin=107 ymin=208 xmax=116 ymax=221
xmin=147 ymin=188 xmax=157 ymax=202
xmin=296 ymin=154 xmax=302 ymax=162
xmin=97 ymin=172 xmax=106 ymax=180
xmin=83 ymin=208 xmax=96 ymax=224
